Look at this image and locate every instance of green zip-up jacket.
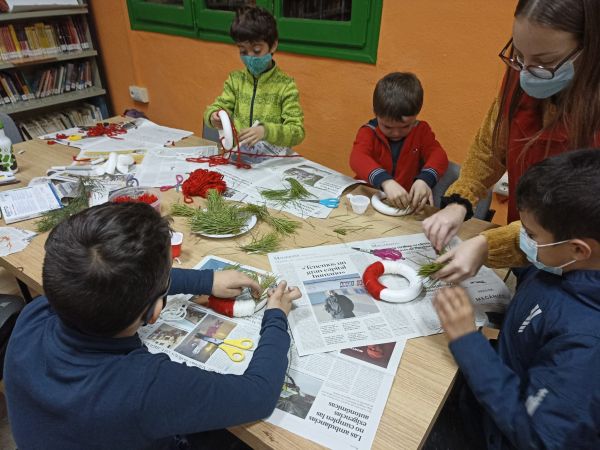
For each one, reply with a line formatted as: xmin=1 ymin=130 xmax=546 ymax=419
xmin=204 ymin=63 xmax=305 ymax=148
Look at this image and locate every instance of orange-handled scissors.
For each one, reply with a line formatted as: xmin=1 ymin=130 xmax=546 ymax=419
xmin=196 ymin=333 xmax=254 ymax=362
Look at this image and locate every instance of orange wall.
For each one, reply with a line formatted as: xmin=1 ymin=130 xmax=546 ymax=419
xmin=90 ymin=0 xmax=514 ymax=222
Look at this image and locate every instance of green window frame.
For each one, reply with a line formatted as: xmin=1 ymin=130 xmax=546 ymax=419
xmin=126 ymin=0 xmax=196 ymax=37
xmin=127 ymin=0 xmax=382 ymax=64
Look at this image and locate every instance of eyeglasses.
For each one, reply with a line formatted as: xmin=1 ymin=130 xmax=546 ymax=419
xmin=142 ymin=276 xmax=171 ymax=326
xmin=499 ymin=38 xmax=582 ymax=80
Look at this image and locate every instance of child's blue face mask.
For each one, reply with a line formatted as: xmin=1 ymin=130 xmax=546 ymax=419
xmin=519 ymin=227 xmax=575 ymax=275
xmin=241 ymin=53 xmax=272 ymax=77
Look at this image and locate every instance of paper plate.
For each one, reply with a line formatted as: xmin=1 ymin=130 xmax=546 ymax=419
xmin=370 ymin=191 xmax=413 ymax=216
xmin=218 ymin=109 xmax=235 ymax=150
xmin=196 ymin=214 xmax=257 ymax=239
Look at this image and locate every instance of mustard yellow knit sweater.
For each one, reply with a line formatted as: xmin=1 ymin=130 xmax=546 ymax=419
xmin=446 ymin=99 xmax=557 ymax=268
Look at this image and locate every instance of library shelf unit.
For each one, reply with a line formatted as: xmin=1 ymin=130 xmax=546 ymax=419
xmin=0 ymin=3 xmax=110 ymax=138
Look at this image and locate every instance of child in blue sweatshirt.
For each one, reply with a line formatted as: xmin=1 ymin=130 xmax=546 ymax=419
xmin=4 ymin=202 xmax=300 ymax=449
xmin=433 ymin=149 xmax=600 ymax=449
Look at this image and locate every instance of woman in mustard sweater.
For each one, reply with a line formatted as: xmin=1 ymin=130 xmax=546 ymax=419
xmin=423 ymin=0 xmax=600 ymax=282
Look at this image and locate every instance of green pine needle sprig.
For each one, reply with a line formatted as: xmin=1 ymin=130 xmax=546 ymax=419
xmin=259 ymin=178 xmax=315 ymax=207
xmin=239 ymin=232 xmax=281 ymax=254
xmin=35 ymin=178 xmax=101 ymax=233
xmin=221 ymin=263 xmax=278 ymax=299
xmin=241 ymin=203 xmax=301 ymax=236
xmin=416 ymin=249 xmax=448 ymax=288
xmin=170 ymin=203 xmax=197 ymax=217
xmin=333 ymin=225 xmax=373 ymax=236
xmin=172 ymin=190 xmax=251 ymax=236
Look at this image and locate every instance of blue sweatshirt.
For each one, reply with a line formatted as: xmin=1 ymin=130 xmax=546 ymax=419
xmin=450 ymin=267 xmax=600 ymax=449
xmin=4 ymin=268 xmax=290 ymax=450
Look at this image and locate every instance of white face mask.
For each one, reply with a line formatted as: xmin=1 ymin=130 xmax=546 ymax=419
xmin=519 ymin=227 xmax=575 ymax=276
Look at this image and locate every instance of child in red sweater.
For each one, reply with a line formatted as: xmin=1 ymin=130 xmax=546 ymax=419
xmin=350 ymin=72 xmax=448 ymax=211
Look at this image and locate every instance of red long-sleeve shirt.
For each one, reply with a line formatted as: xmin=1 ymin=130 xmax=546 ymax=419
xmin=350 ymin=119 xmax=448 ymax=190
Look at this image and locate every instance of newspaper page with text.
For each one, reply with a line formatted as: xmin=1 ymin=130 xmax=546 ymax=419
xmin=269 ymin=233 xmax=512 ymax=356
xmin=140 ymin=256 xmax=409 ymax=449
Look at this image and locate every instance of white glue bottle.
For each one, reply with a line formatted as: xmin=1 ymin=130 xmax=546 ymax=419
xmin=0 ymin=121 xmax=18 ymax=173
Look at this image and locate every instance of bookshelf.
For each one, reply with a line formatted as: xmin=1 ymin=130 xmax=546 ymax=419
xmin=0 ymin=3 xmax=110 ymax=138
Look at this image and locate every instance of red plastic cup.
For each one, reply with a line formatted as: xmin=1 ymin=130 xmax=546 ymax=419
xmin=171 ymin=232 xmax=183 ymax=258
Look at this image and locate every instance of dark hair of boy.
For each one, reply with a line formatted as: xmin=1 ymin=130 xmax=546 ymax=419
xmin=517 ymin=148 xmax=600 ymax=242
xmin=373 ymin=72 xmax=424 ymax=120
xmin=42 ymin=202 xmax=172 ymax=337
xmin=230 ymin=5 xmax=278 ymax=46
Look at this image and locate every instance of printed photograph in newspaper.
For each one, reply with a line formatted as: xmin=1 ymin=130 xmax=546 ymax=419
xmin=276 ymin=369 xmax=323 ymax=420
xmin=282 ymin=164 xmax=330 ymax=187
xmin=309 ymin=287 xmax=379 ymax=322
xmin=146 ymin=324 xmax=187 ymax=350
xmin=340 ymin=342 xmax=397 ymax=369
xmin=175 ymin=315 xmax=237 ymax=364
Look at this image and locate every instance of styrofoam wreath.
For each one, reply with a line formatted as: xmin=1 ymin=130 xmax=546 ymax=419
xmin=362 ymin=261 xmax=422 ymax=303
xmin=370 ymin=191 xmax=413 ymax=216
xmin=208 ymin=295 xmax=267 ymax=317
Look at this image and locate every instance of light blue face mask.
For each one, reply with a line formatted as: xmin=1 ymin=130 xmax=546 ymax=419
xmin=519 ymin=59 xmax=575 ymax=99
xmin=241 ymin=53 xmax=272 ymax=77
xmin=519 ymin=227 xmax=575 ymax=275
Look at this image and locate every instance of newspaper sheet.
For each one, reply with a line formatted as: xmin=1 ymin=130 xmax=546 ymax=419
xmin=269 ymin=233 xmax=512 ymax=356
xmin=134 ymin=146 xmax=220 ymax=187
xmin=134 ymin=142 xmax=362 ymax=218
xmin=39 ymin=119 xmax=194 ymax=151
xmin=267 ymin=336 xmax=405 ymax=450
xmin=138 ymin=256 xmax=271 ymax=375
xmin=141 ymin=255 xmax=405 ymax=449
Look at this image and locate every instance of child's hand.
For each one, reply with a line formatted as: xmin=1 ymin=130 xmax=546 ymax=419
xmin=210 ymin=111 xmax=223 ymax=129
xmin=238 ymin=125 xmax=265 ymax=147
xmin=409 ymin=179 xmax=433 ymax=212
xmin=433 ymin=286 xmax=477 ymax=341
xmin=381 ymin=179 xmax=410 ymax=209
xmin=266 ymin=281 xmax=302 ymax=316
xmin=212 ymin=270 xmax=261 ymax=299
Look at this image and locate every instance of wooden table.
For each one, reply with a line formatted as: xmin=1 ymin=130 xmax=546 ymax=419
xmin=0 ymin=134 xmax=497 ymax=450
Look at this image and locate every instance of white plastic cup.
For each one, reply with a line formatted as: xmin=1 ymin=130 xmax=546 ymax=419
xmin=347 ymin=194 xmax=369 ymax=214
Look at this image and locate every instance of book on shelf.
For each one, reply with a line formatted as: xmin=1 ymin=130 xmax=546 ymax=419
xmin=15 ymin=102 xmax=103 ymax=139
xmin=0 ymin=60 xmax=92 ymax=104
xmin=0 ymin=16 xmax=90 ymax=62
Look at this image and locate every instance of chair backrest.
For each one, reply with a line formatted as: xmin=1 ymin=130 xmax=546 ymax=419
xmin=432 ymin=161 xmax=494 ymax=221
xmin=202 ymin=121 xmax=220 ymax=143
xmin=0 ymin=294 xmax=25 ymax=380
xmin=0 ymin=112 xmax=23 ymax=144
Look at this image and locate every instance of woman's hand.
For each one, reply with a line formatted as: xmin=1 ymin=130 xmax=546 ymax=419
xmin=422 ymin=203 xmax=467 ymax=252
xmin=431 ymin=235 xmax=489 ymax=283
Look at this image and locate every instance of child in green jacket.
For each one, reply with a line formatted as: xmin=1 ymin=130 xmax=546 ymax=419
xmin=204 ymin=6 xmax=305 ymax=149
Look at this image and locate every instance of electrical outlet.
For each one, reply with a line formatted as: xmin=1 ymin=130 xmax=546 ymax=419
xmin=129 ymin=86 xmax=149 ymax=103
